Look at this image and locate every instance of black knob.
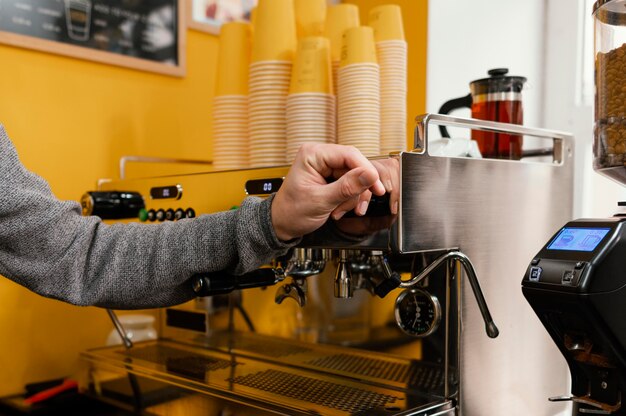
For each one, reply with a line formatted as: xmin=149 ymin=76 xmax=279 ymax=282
xmin=155 ymin=209 xmax=166 ymax=222
xmin=185 ymin=208 xmax=196 ymax=219
xmin=80 ymin=191 xmax=145 ymax=219
xmin=165 ymin=209 xmax=175 ymax=221
xmin=147 ymin=209 xmax=156 ymax=222
xmin=488 ymin=68 xmax=509 ymax=77
xmin=174 ymin=208 xmax=185 ymax=220
xmin=374 ymin=272 xmax=402 ymax=298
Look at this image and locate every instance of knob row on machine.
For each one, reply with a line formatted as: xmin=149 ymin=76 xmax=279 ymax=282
xmin=139 ymin=208 xmax=196 ymax=222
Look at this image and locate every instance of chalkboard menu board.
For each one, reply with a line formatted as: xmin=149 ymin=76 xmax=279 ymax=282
xmin=0 ymin=0 xmax=185 ymax=76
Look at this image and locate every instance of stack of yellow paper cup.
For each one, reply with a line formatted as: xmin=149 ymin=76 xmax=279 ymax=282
xmin=213 ymin=22 xmax=251 ymax=170
xmin=295 ymin=0 xmax=326 ymax=38
xmin=286 ymin=37 xmax=336 ymax=163
xmin=324 ymin=4 xmax=360 ymax=95
xmin=337 ymin=26 xmax=380 ymax=157
xmin=249 ymin=0 xmax=297 ymax=167
xmin=369 ymin=5 xmax=407 ymax=154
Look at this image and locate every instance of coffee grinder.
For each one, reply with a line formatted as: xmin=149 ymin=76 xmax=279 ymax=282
xmin=522 ymin=1 xmax=626 ymax=414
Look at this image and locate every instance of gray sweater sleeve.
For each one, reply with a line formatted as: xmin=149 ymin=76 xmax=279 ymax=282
xmin=0 ymin=125 xmax=298 ymax=309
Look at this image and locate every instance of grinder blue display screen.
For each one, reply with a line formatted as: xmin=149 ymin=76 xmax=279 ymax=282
xmin=547 ymin=227 xmax=611 ymax=252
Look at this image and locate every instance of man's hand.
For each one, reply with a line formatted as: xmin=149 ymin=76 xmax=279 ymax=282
xmin=271 ymin=143 xmax=399 ymax=241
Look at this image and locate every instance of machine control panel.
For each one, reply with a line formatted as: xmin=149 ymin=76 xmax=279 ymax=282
xmin=523 ymin=218 xmax=625 ymax=291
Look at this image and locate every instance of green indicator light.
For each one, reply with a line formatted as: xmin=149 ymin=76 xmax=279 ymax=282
xmin=138 ymin=208 xmax=148 ymax=222
xmin=230 ymin=206 xmax=239 ymax=211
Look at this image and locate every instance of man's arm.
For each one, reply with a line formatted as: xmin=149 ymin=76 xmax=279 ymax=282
xmin=0 ymin=125 xmax=294 ymax=309
xmin=0 ymin=127 xmax=397 ymax=310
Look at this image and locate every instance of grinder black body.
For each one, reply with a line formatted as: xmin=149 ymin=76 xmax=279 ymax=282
xmin=522 ymin=217 xmax=626 ymax=415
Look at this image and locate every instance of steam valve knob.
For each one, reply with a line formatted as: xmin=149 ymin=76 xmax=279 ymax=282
xmin=374 ymin=272 xmax=402 ymax=298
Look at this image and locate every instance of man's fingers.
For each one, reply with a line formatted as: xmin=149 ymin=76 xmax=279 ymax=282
xmin=331 ymin=189 xmax=372 ymax=220
xmin=372 ymin=158 xmax=400 ymax=214
xmin=331 ymin=197 xmax=358 ymax=220
xmin=323 ymin=167 xmax=380 ymax=206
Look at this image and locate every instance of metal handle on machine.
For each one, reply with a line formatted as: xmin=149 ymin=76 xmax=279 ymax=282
xmin=192 ymin=268 xmax=285 ymax=297
xmin=549 ymin=393 xmax=622 ymax=414
xmin=414 ymin=113 xmax=572 ymax=162
xmin=107 ymin=309 xmax=133 ymax=349
xmin=400 ymin=250 xmax=499 ymax=339
xmin=119 ymin=156 xmax=213 ymax=179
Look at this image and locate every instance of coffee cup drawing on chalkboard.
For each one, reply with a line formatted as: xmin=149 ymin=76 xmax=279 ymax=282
xmin=65 ymin=0 xmax=92 ymax=42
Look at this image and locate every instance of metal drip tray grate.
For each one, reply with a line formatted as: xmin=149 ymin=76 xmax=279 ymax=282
xmin=306 ymin=354 xmax=410 ymax=383
xmin=232 ymin=339 xmax=311 ymax=358
xmin=408 ymin=365 xmax=445 ymax=391
xmin=229 ymin=369 xmax=400 ymax=413
xmin=117 ymin=344 xmax=237 ymax=381
xmin=305 ymin=354 xmax=445 ymax=391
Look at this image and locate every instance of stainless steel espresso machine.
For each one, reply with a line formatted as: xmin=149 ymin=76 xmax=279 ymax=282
xmin=80 ymin=114 xmax=575 ymax=415
xmin=521 ymin=2 xmax=626 ymax=415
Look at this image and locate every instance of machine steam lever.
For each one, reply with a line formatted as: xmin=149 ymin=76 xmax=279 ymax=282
xmin=400 ymin=250 xmax=499 ymax=339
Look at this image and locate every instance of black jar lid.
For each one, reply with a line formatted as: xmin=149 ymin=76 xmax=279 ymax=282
xmin=469 ymin=68 xmax=527 ymax=95
xmin=594 ymin=0 xmax=626 ymax=25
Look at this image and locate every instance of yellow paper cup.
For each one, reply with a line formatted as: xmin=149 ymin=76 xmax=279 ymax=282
xmin=368 ymin=5 xmax=405 ymax=42
xmin=295 ymin=0 xmax=326 ymax=38
xmin=252 ymin=0 xmax=297 ymax=62
xmin=340 ymin=26 xmax=377 ymax=67
xmin=290 ymin=37 xmax=333 ymax=94
xmin=216 ymin=22 xmax=251 ymax=96
xmin=324 ymin=4 xmax=360 ymax=62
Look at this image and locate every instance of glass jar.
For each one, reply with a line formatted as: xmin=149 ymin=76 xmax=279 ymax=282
xmin=593 ymin=0 xmax=626 ymax=183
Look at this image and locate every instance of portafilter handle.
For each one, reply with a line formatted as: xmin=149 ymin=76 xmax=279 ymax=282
xmin=400 ymin=250 xmax=499 ymax=339
xmin=192 ymin=268 xmax=285 ymax=297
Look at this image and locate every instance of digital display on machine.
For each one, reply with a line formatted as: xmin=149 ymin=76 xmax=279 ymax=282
xmin=150 ymin=185 xmax=182 ymax=200
xmin=547 ymin=227 xmax=611 ymax=252
xmin=245 ymin=178 xmax=283 ymax=195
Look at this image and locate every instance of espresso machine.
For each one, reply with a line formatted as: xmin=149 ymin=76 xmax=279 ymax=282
xmin=521 ymin=2 xmax=626 ymax=415
xmin=80 ymin=114 xmax=574 ymax=415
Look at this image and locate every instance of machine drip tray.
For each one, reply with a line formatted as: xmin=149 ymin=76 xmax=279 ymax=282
xmin=181 ymin=331 xmax=450 ymax=394
xmin=81 ymin=338 xmax=453 ymax=416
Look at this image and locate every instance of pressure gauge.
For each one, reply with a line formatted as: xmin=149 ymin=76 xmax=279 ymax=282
xmin=394 ymin=288 xmax=442 ymax=337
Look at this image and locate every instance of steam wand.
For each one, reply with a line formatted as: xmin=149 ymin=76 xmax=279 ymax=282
xmin=400 ymin=250 xmax=499 ymax=339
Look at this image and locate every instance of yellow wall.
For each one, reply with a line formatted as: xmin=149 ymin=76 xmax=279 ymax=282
xmin=0 ymin=30 xmax=219 ymax=396
xmin=0 ymin=0 xmax=427 ymax=397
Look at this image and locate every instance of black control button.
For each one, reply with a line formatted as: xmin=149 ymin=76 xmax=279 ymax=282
xmin=575 ymin=261 xmax=586 ymax=270
xmin=165 ymin=209 xmax=175 ymax=221
xmin=174 ymin=208 xmax=185 ymax=221
xmin=531 ymin=258 xmax=540 ymax=266
xmin=529 ymin=267 xmax=542 ymax=282
xmin=185 ymin=208 xmax=196 ymax=219
xmin=155 ymin=209 xmax=166 ymax=222
xmin=147 ymin=209 xmax=156 ymax=222
xmin=562 ymin=270 xmax=575 ymax=285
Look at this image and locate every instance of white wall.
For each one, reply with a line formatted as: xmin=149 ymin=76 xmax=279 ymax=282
xmin=427 ymin=0 xmax=626 ymax=218
xmin=426 ymin=0 xmax=546 ymax=134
